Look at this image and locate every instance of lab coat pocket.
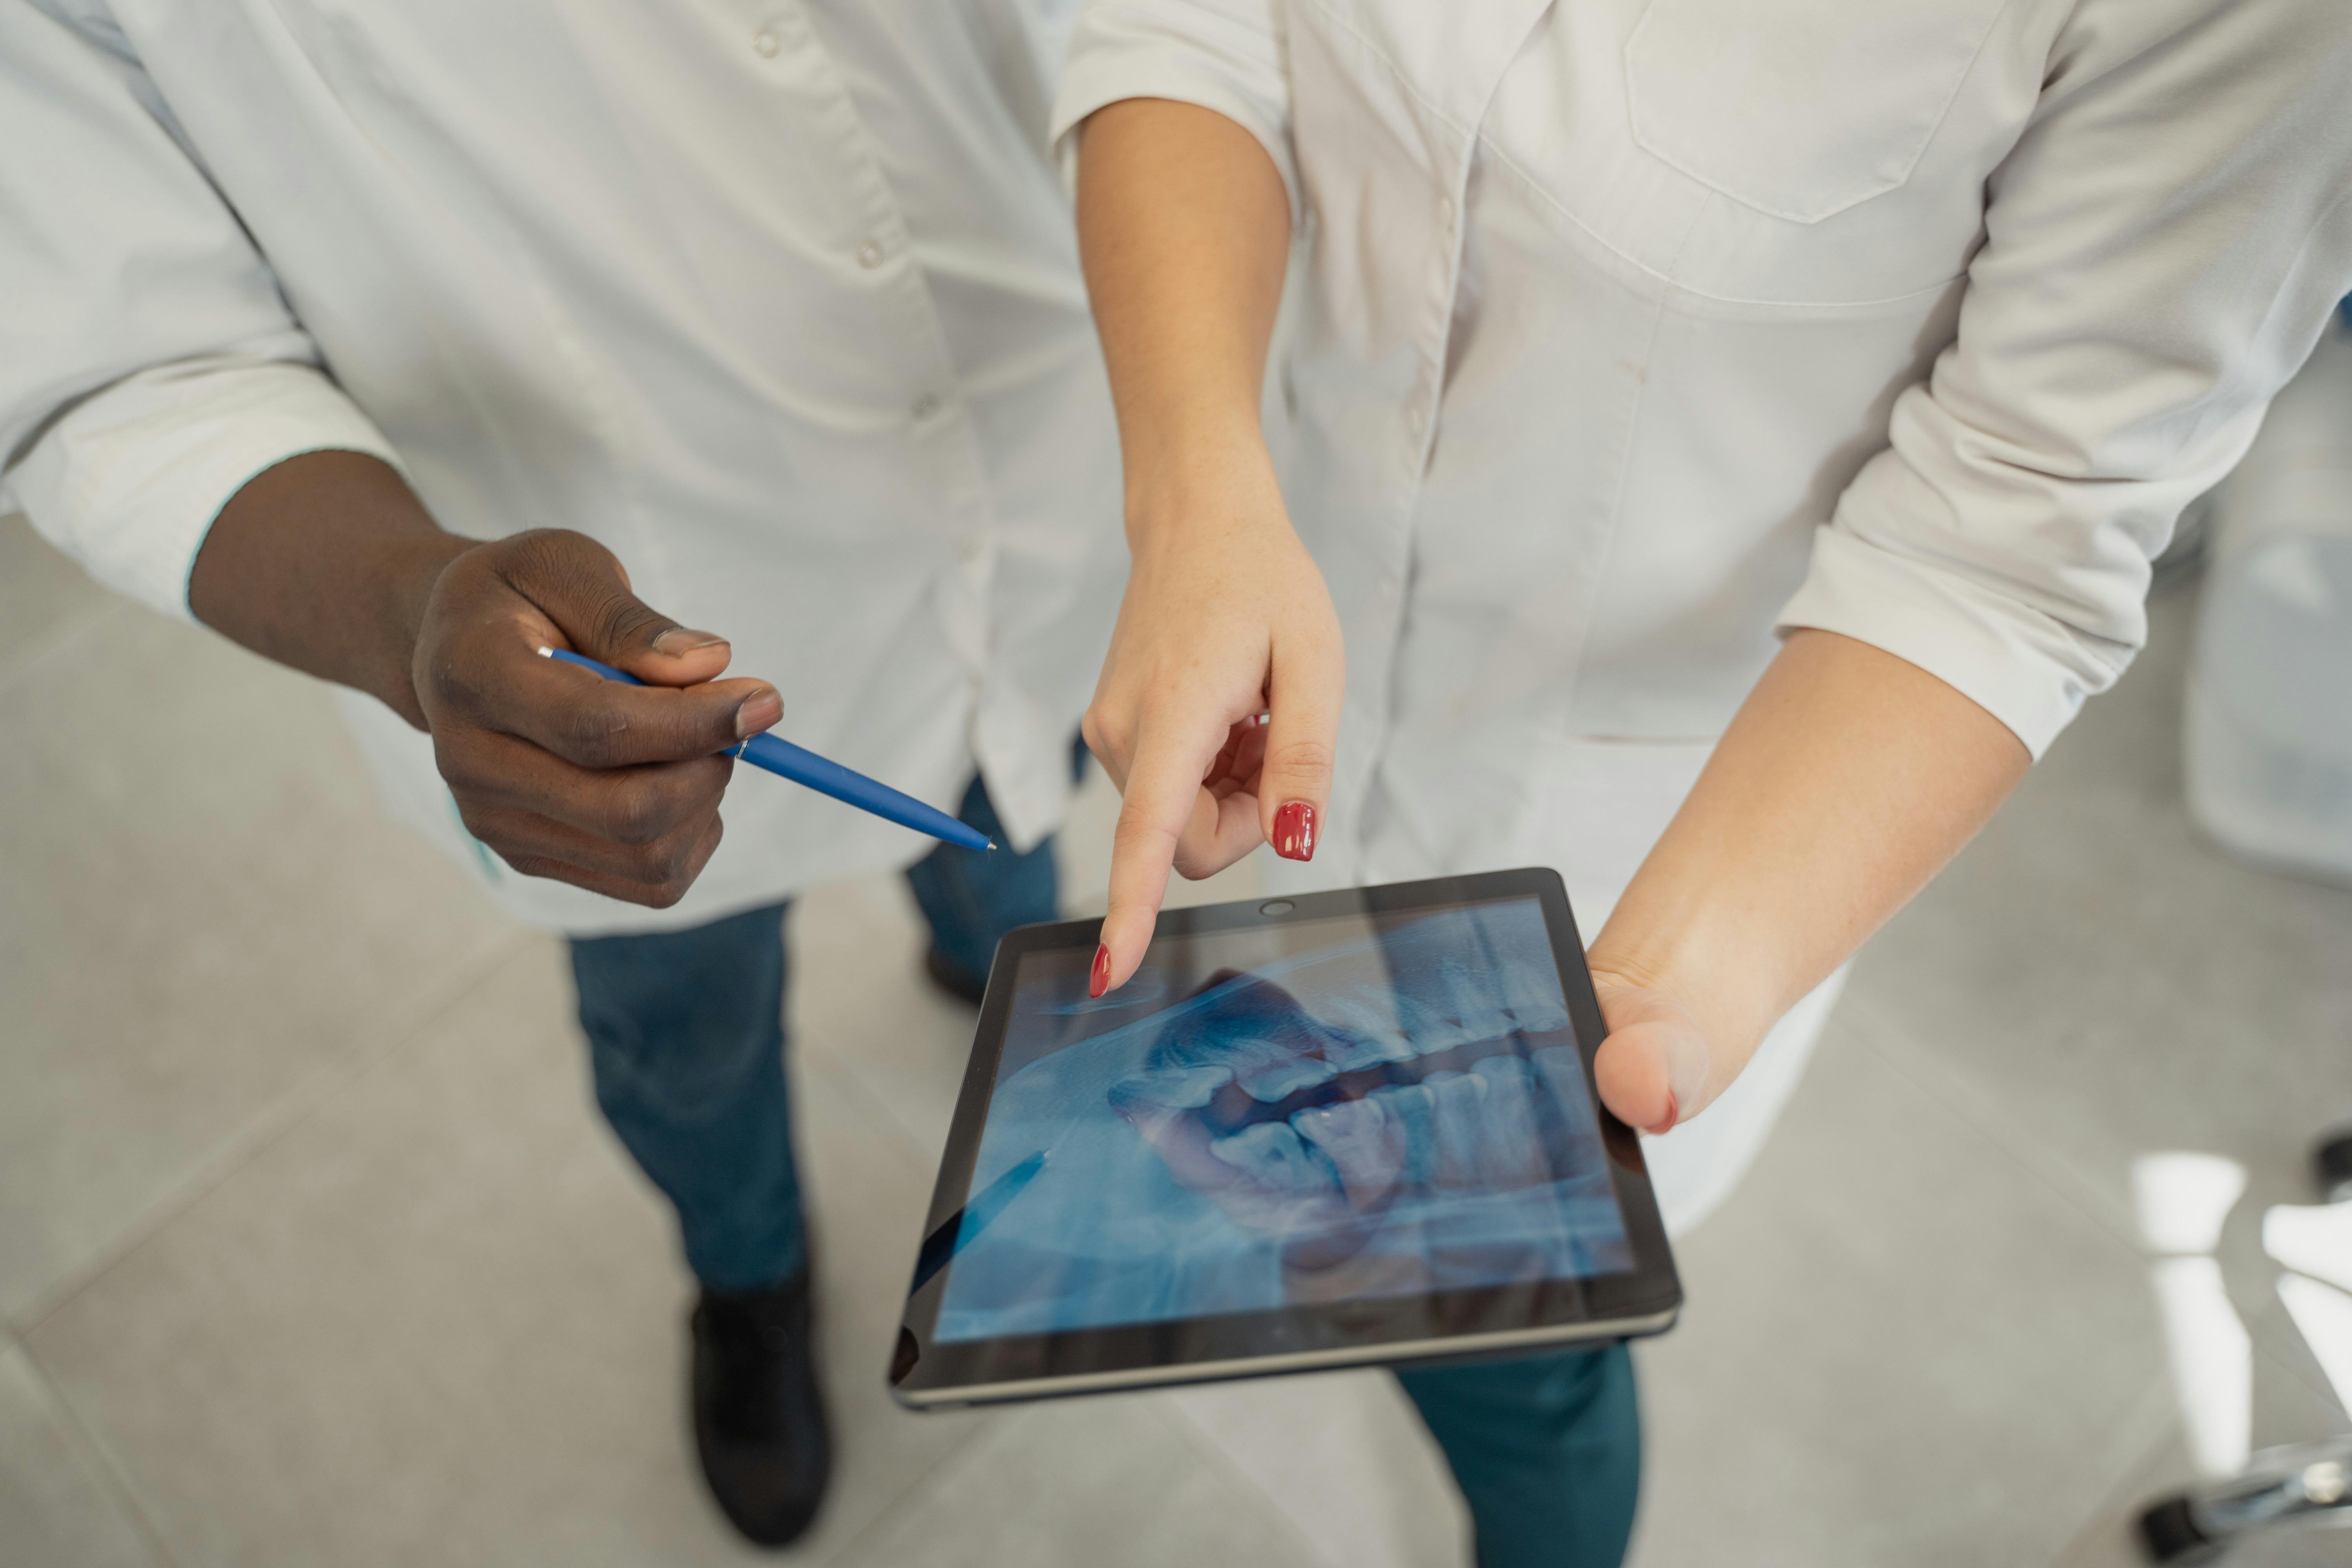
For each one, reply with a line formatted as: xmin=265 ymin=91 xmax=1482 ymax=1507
xmin=1623 ymin=0 xmax=2010 ymax=225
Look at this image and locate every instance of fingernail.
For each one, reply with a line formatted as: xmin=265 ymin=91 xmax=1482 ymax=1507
xmin=1271 ymin=801 xmax=1316 ymax=861
xmin=734 ymin=688 xmax=783 ymax=740
xmin=1647 ymin=1091 xmax=1679 ymax=1138
xmin=653 ymin=626 xmax=728 ymax=655
xmin=1089 ymin=944 xmax=1111 ymax=999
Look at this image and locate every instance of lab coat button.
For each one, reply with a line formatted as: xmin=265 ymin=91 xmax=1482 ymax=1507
xmin=911 ymin=394 xmax=941 ymax=421
xmin=1438 ymin=196 xmax=1456 ymax=228
xmin=751 ymin=29 xmax=780 ymax=57
xmin=857 ymin=239 xmax=886 ymax=269
xmin=960 ymin=535 xmax=989 ymax=566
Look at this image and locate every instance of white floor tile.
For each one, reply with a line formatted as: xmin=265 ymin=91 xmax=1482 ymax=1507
xmin=1627 ymin=1017 xmax=2165 ymax=1568
xmin=25 ymin=944 xmax=984 ymax=1566
xmin=1163 ymin=1369 xmax=1469 ymax=1568
xmin=0 ymin=604 xmax=520 ymax=1322
xmin=831 ymin=1391 xmax=1325 ymax=1568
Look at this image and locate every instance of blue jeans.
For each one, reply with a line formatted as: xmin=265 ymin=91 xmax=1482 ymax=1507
xmin=1403 ymin=1344 xmax=1642 ymax=1568
xmin=568 ymin=773 xmax=1641 ymax=1567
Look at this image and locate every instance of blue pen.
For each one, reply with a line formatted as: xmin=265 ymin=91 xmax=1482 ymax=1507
xmin=536 ymin=646 xmax=993 ymax=853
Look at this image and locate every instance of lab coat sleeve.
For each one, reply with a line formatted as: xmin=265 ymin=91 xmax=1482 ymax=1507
xmin=1049 ymin=0 xmax=1299 ymax=224
xmin=1776 ymin=0 xmax=2352 ymax=758
xmin=0 ymin=0 xmax=401 ymax=620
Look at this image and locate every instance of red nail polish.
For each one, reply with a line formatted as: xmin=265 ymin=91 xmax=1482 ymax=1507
xmin=1648 ymin=1091 xmax=1679 ymax=1137
xmin=1089 ymin=944 xmax=1110 ymax=999
xmin=1271 ymin=801 xmax=1316 ymax=862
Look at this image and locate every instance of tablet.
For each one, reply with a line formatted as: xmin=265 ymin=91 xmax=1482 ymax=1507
xmin=889 ymin=868 xmax=1681 ymax=1408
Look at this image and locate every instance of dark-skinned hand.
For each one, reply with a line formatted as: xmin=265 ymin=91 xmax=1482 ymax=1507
xmin=409 ymin=529 xmax=781 ymax=908
xmin=190 ymin=454 xmax=778 ymax=910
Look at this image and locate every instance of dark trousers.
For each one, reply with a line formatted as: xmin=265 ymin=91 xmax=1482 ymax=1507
xmin=568 ymin=775 xmax=1641 ymax=1567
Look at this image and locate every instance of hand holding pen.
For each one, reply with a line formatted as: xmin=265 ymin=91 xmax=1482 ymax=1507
xmin=403 ymin=529 xmax=783 ymax=908
xmin=407 ymin=528 xmax=977 ymax=912
xmin=537 ymin=650 xmax=987 ymax=851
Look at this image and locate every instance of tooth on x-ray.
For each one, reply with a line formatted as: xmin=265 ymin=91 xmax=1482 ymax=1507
xmin=1322 ymin=1033 xmax=1419 ymax=1073
xmin=1291 ymin=1096 xmax=1405 ymax=1207
xmin=1210 ymin=1121 xmax=1342 ymax=1196
xmin=1468 ymin=1055 xmax=1550 ymax=1187
xmin=1239 ymin=1054 xmax=1341 ymax=1103
xmin=1312 ymin=990 xmax=1408 ymax=1044
xmin=1423 ymin=1071 xmax=1491 ymax=1191
xmin=1110 ymin=1064 xmax=1234 ymax=1111
xmin=1369 ymin=1081 xmax=1438 ymax=1187
xmin=1530 ymin=1047 xmax=1590 ymax=1116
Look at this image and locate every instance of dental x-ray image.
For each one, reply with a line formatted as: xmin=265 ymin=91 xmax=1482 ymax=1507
xmin=932 ymin=897 xmax=1633 ymax=1343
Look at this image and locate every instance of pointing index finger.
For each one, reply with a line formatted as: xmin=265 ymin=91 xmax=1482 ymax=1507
xmin=1096 ymin=722 xmax=1220 ymax=996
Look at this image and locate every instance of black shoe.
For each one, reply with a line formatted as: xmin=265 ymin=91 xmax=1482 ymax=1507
xmin=690 ymin=1273 xmax=833 ymax=1548
xmin=922 ymin=943 xmax=987 ymax=1007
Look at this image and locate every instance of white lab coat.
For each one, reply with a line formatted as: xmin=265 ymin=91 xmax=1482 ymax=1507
xmin=1055 ymin=0 xmax=2352 ymax=1238
xmin=1 ymin=0 xmax=1122 ymax=934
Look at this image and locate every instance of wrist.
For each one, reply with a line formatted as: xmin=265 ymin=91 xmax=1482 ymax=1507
xmin=376 ymin=532 xmax=479 ymax=727
xmin=1119 ymin=420 xmax=1281 ymax=548
xmin=191 ymin=450 xmax=474 ymax=728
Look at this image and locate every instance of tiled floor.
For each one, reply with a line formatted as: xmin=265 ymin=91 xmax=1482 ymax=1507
xmin=3 ymin=508 xmax=2348 ymax=1567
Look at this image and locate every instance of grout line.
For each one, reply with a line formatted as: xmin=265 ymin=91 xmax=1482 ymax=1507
xmin=1151 ymin=1397 xmax=1354 ymax=1568
xmin=9 ymin=929 xmax=536 ymax=1337
xmin=810 ymin=1415 xmax=1004 ymax=1568
xmin=2260 ymin=1336 xmax=2352 ymax=1427
xmin=2247 ymin=1291 xmax=2352 ymax=1416
xmin=1847 ymin=985 xmax=2352 ymax=1412
xmin=1848 ymin=982 xmax=2352 ymax=1417
xmin=1839 ymin=987 xmax=2145 ymax=1259
xmin=1831 ymin=995 xmax=2203 ymax=1561
xmin=19 ymin=1340 xmax=187 ymax=1568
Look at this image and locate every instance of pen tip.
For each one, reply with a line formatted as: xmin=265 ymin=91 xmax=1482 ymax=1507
xmin=985 ymin=841 xmax=998 ymax=851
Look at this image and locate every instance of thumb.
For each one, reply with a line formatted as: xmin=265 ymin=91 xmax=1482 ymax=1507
xmin=500 ymin=528 xmax=736 ymax=690
xmin=1257 ymin=627 xmax=1342 ymax=862
xmin=1590 ymin=983 xmax=1713 ymax=1136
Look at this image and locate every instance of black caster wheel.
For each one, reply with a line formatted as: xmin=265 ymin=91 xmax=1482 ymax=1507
xmin=2138 ymin=1495 xmax=2216 ymax=1563
xmin=2317 ymin=1129 xmax=2352 ymax=1205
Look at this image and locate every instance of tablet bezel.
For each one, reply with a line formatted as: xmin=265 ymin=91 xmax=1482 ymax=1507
xmin=889 ymin=867 xmax=1682 ymax=1408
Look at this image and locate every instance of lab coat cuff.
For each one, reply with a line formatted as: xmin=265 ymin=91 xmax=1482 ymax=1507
xmin=1775 ymin=526 xmax=2132 ymax=761
xmin=1051 ymin=2 xmax=1302 ymax=227
xmin=5 ymin=357 xmax=403 ymax=621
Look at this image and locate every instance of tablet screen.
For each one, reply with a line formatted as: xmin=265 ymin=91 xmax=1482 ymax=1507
xmin=930 ymin=894 xmax=1634 ymax=1345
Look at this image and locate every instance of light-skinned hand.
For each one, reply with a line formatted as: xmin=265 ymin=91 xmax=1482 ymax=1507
xmin=1080 ymin=466 xmax=1345 ymax=997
